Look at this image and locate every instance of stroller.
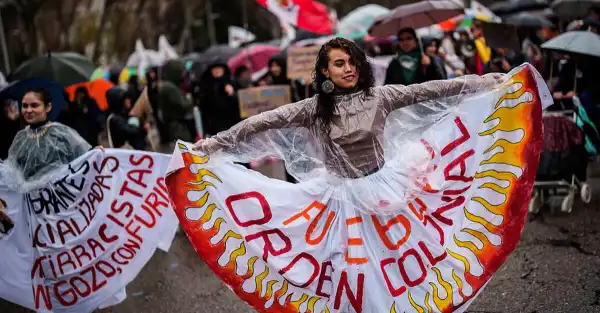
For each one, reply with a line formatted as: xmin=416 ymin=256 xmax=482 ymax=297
xmin=529 ymin=96 xmax=598 ymax=213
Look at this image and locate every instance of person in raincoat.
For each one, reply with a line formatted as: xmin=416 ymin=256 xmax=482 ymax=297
xmin=193 ymin=38 xmax=503 ymax=174
xmin=384 ymin=28 xmax=445 ymax=85
xmin=198 ymin=60 xmax=241 ymax=137
xmin=6 ymin=87 xmax=92 ymax=181
xmin=105 ymin=86 xmax=149 ymax=150
xmin=158 ymin=61 xmax=195 ymax=144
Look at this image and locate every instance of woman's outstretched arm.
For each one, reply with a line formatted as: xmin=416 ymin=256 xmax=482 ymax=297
xmin=193 ymin=98 xmax=315 ymax=152
xmin=377 ymin=73 xmax=504 ymax=114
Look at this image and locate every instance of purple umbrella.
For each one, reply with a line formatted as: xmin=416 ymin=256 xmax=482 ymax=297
xmin=369 ymin=0 xmax=465 ymax=37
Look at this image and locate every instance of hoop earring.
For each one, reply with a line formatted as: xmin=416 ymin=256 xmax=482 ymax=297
xmin=321 ymin=79 xmax=334 ymax=94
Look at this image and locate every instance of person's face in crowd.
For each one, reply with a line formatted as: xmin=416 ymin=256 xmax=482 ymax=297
xmin=21 ymin=91 xmax=51 ymax=124
xmin=240 ymin=70 xmax=252 ymax=82
xmin=459 ymin=32 xmax=469 ymax=41
xmin=398 ymin=32 xmax=417 ymax=53
xmin=75 ymin=90 xmax=85 ymax=103
xmin=426 ymin=41 xmax=438 ymax=56
xmin=123 ymin=97 xmax=132 ymax=111
xmin=497 ymin=48 xmax=507 ymax=56
xmin=211 ymin=66 xmax=225 ymax=79
xmin=590 ymin=25 xmax=599 ymax=34
xmin=322 ymin=48 xmax=359 ymax=89
xmin=471 ymin=24 xmax=482 ymax=38
xmin=270 ymin=62 xmax=282 ymax=77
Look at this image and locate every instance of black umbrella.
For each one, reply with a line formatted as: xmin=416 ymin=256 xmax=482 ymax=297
xmin=201 ymin=45 xmax=239 ymax=61
xmin=551 ymin=0 xmax=600 ymax=20
xmin=9 ymin=52 xmax=95 ymax=87
xmin=490 ymin=0 xmax=550 ymax=16
xmin=505 ymin=12 xmax=554 ymax=27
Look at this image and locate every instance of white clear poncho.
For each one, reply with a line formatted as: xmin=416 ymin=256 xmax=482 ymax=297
xmin=196 ymin=73 xmax=505 ymax=215
xmin=1 ymin=122 xmax=91 ymax=190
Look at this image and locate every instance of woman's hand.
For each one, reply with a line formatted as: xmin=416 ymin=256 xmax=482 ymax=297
xmin=224 ymin=84 xmax=234 ymax=96
xmin=192 ymin=137 xmax=220 ymax=152
xmin=553 ymin=92 xmax=563 ymax=100
xmin=482 ymin=73 xmax=505 ymax=86
xmin=94 ymin=146 xmax=105 ymax=152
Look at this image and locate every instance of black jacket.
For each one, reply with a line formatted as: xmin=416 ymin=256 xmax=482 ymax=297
xmin=198 ymin=61 xmax=242 ymax=135
xmin=105 ymin=87 xmax=147 ymax=150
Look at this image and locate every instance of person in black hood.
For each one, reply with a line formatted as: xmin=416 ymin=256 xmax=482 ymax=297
xmin=265 ymin=54 xmax=302 ymax=102
xmin=198 ymin=60 xmax=241 ymax=136
xmin=67 ymin=87 xmax=101 ymax=146
xmin=385 ymin=27 xmax=444 ymax=86
xmin=105 ymin=87 xmax=148 ymax=150
xmin=234 ymin=65 xmax=253 ymax=89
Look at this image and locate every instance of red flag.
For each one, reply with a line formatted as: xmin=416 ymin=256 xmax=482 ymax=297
xmin=256 ymin=0 xmax=333 ymax=34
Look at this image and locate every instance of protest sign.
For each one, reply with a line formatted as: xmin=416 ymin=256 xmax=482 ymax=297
xmin=0 ymin=150 xmax=178 ymax=313
xmin=238 ymin=85 xmax=291 ymax=118
xmin=287 ymin=45 xmax=321 ymax=82
xmin=166 ymin=65 xmax=551 ymax=313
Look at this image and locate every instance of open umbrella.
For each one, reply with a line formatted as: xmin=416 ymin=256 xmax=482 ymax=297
xmin=541 ymin=30 xmax=600 ymax=57
xmin=490 ymin=0 xmax=550 ymax=16
xmin=9 ymin=52 xmax=95 ymax=87
xmin=504 ymin=12 xmax=554 ymax=27
xmin=227 ymin=44 xmax=282 ymax=74
xmin=202 ymin=45 xmax=239 ymax=62
xmin=369 ymin=0 xmax=464 ymax=37
xmin=64 ymin=79 xmax=115 ymax=111
xmin=336 ymin=4 xmax=391 ymax=39
xmin=0 ymin=78 xmax=66 ymax=121
xmin=551 ymin=0 xmax=600 ymax=19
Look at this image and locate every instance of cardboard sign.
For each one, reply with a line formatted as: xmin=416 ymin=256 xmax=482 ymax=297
xmin=286 ymin=45 xmax=321 ymax=82
xmin=238 ymin=85 xmax=291 ymax=118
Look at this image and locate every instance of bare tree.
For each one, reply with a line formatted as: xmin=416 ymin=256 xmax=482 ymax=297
xmin=92 ymin=0 xmax=118 ymax=62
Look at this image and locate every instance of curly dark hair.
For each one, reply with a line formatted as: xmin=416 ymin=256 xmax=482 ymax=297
xmin=311 ymin=38 xmax=375 ymax=136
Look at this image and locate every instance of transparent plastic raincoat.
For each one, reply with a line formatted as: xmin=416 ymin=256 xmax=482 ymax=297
xmin=168 ymin=63 xmax=552 ymax=313
xmin=3 ymin=122 xmax=91 ymax=186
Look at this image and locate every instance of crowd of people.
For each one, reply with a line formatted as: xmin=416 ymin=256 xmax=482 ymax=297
xmin=1 ymin=7 xmax=600 ymax=171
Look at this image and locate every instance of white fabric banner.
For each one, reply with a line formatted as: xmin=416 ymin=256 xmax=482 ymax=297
xmin=0 ymin=149 xmax=178 ymax=313
xmin=166 ymin=65 xmax=552 ymax=313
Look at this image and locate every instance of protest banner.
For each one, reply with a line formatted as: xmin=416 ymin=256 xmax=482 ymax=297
xmin=287 ymin=45 xmax=321 ymax=82
xmin=238 ymin=85 xmax=291 ymax=119
xmin=166 ymin=65 xmax=551 ymax=313
xmin=0 ymin=150 xmax=178 ymax=313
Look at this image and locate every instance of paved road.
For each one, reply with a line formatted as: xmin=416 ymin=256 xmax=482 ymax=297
xmin=2 ymin=181 xmax=599 ymax=313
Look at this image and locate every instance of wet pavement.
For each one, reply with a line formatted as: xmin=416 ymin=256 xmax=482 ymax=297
xmin=2 ymin=180 xmax=599 ymax=313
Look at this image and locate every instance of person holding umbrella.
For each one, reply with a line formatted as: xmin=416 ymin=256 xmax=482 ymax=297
xmin=384 ymin=28 xmax=445 ymax=85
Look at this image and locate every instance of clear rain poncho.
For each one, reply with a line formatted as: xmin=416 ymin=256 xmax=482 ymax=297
xmin=195 ymin=72 xmax=505 ymax=215
xmin=2 ymin=122 xmax=91 ymax=189
xmin=168 ymin=64 xmax=552 ymax=313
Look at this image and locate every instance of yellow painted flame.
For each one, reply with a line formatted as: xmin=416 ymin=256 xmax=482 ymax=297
xmin=319 ymin=305 xmax=331 ymax=313
xmin=431 ymin=267 xmax=453 ymax=311
xmin=409 ymin=291 xmax=433 ymax=313
xmin=306 ymin=296 xmax=321 ymax=313
xmin=451 ymin=269 xmax=465 ymax=298
xmin=255 ymin=266 xmax=270 ymax=297
xmin=389 ymin=302 xmax=398 ymax=313
xmin=227 ymin=242 xmax=246 ymax=267
xmin=290 ymin=293 xmax=309 ymax=310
